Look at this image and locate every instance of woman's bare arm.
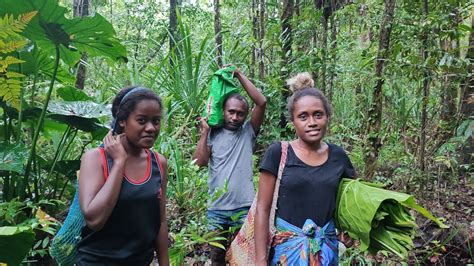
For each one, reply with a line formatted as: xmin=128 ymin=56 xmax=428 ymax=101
xmin=255 ymin=171 xmax=277 ymax=265
xmin=79 ymin=132 xmax=127 ymax=231
xmin=155 ymin=154 xmax=169 ymax=265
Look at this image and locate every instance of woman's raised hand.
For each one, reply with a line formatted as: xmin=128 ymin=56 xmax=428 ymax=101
xmin=103 ymin=130 xmax=128 ymax=163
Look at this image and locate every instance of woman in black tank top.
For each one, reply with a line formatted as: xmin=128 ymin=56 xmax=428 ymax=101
xmin=76 ymin=86 xmax=169 ymax=265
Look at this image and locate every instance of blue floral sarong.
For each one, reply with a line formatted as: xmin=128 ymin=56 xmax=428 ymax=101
xmin=270 ymin=218 xmax=338 ymax=266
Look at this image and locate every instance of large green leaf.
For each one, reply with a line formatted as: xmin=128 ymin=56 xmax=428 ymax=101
xmin=57 ymin=86 xmax=93 ymax=101
xmin=66 ymin=15 xmax=127 ymax=61
xmin=14 ymin=47 xmax=75 ymax=83
xmin=37 ymin=156 xmax=80 ymax=180
xmin=2 ymin=102 xmax=42 ymax=121
xmin=49 ymin=115 xmax=109 ymax=136
xmin=90 ymin=126 xmax=109 ymax=140
xmin=42 ymin=118 xmax=68 ymax=137
xmin=47 ymin=101 xmax=110 ymax=134
xmin=0 ymin=226 xmax=35 ymax=265
xmin=0 ymin=142 xmax=28 ymax=174
xmin=52 ymin=160 xmax=81 ymax=180
xmin=336 ymin=178 xmax=448 ymax=255
xmin=47 ymin=100 xmax=109 ymax=119
xmin=1 ymin=102 xmax=70 ymax=136
xmin=0 ymin=0 xmax=127 ymax=65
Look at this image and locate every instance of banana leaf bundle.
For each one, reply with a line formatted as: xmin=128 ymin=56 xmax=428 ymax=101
xmin=335 ymin=178 xmax=448 ymax=258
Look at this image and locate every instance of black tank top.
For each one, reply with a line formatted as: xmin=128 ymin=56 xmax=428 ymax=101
xmin=76 ymin=148 xmax=163 ymax=265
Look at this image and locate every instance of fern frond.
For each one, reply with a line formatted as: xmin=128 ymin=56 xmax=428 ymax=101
xmin=6 ymin=71 xmax=24 ymax=78
xmin=0 ymin=11 xmax=38 ymax=39
xmin=20 ymin=11 xmax=37 ymax=24
xmin=0 ymin=76 xmax=21 ymax=110
xmin=0 ymin=11 xmax=34 ymax=111
xmin=0 ymin=56 xmax=25 ymax=72
xmin=0 ymin=39 xmax=28 ymax=54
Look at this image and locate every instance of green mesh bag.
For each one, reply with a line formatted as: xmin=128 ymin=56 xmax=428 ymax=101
xmin=50 ymin=188 xmax=85 ymax=265
xmin=202 ymin=65 xmax=239 ymax=126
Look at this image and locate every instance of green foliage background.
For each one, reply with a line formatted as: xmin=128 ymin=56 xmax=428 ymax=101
xmin=0 ymin=0 xmax=472 ymax=264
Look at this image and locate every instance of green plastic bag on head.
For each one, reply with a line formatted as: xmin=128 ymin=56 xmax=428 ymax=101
xmin=202 ymin=65 xmax=239 ymax=126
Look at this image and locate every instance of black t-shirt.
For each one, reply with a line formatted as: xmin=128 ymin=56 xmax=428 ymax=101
xmin=259 ymin=141 xmax=355 ymax=228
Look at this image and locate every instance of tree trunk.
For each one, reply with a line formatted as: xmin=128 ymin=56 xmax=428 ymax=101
xmin=459 ymin=14 xmax=473 ymax=165
xmin=73 ymin=0 xmax=89 ymax=17
xmin=295 ymin=0 xmax=300 ymax=16
xmin=439 ymin=4 xmax=462 ymax=140
xmin=250 ymin=0 xmax=257 ymax=79
xmin=364 ymin=0 xmax=396 ymax=180
xmin=327 ymin=13 xmax=337 ymax=102
xmin=460 ymin=15 xmax=473 ymax=119
xmin=419 ymin=0 xmax=430 ymax=173
xmin=279 ymin=0 xmax=294 ymax=129
xmin=353 ymin=5 xmax=364 ymax=100
xmin=169 ymin=0 xmax=180 ymax=57
xmin=258 ymin=0 xmax=266 ymax=81
xmin=320 ymin=11 xmax=328 ymax=93
xmin=358 ymin=4 xmax=372 ymax=46
xmin=439 ymin=38 xmax=458 ymax=134
xmin=314 ymin=0 xmax=350 ymax=91
xmin=214 ymin=0 xmax=223 ymax=67
xmin=281 ymin=0 xmax=293 ymax=75
xmin=73 ymin=0 xmax=89 ymax=90
xmin=295 ymin=0 xmax=304 ymax=55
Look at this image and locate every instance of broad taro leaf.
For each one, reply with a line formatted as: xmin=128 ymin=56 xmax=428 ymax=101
xmin=368 ymin=201 xmax=416 ymax=258
xmin=2 ymin=101 xmax=42 ymax=121
xmin=91 ymin=126 xmax=109 ymax=140
xmin=42 ymin=118 xmax=68 ymax=140
xmin=57 ymin=86 xmax=93 ymax=101
xmin=369 ymin=225 xmax=412 ymax=258
xmin=0 ymin=142 xmax=28 ymax=174
xmin=336 ymin=178 xmax=447 ymax=251
xmin=53 ymin=160 xmax=81 ymax=180
xmin=47 ymin=101 xmax=110 ymax=134
xmin=47 ymin=100 xmax=109 ymax=118
xmin=400 ymin=198 xmax=449 ymax=229
xmin=66 ymin=15 xmax=127 ymax=61
xmin=37 ymin=156 xmax=80 ymax=180
xmin=0 ymin=226 xmax=35 ymax=265
xmin=0 ymin=0 xmax=127 ymax=66
xmin=2 ymin=102 xmax=69 ymax=135
xmin=15 ymin=47 xmax=75 ymax=84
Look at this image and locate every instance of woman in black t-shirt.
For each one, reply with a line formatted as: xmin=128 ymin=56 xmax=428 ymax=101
xmin=77 ymin=86 xmax=169 ymax=265
xmin=255 ymin=73 xmax=354 ymax=266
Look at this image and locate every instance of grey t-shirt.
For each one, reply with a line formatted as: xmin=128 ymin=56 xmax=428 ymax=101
xmin=207 ymin=120 xmax=256 ymax=210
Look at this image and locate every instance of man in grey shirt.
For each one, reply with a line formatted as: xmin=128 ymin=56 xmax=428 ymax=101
xmin=193 ymin=67 xmax=266 ymax=265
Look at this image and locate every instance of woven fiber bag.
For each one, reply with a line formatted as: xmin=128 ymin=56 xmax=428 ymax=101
xmin=227 ymin=141 xmax=288 ymax=265
xmin=50 ymin=185 xmax=85 ymax=265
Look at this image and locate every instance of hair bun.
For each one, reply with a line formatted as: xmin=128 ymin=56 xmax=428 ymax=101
xmin=287 ymin=72 xmax=314 ymax=92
